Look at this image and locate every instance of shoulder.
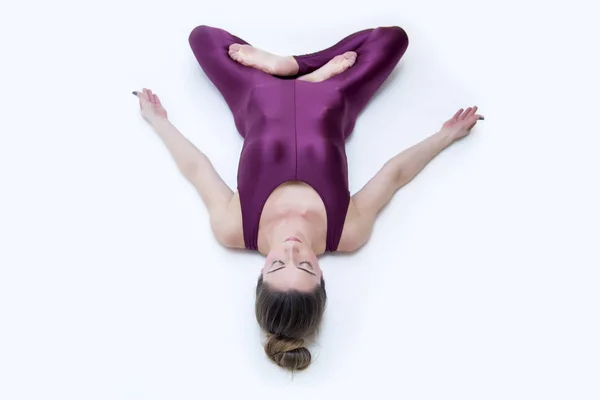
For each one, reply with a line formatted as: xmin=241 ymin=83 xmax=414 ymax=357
xmin=210 ymin=193 xmax=245 ymax=249
xmin=336 ymin=200 xmax=375 ymax=253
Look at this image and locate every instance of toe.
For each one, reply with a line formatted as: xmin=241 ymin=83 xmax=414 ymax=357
xmin=344 ymin=51 xmax=357 ymax=60
xmin=228 ymin=44 xmax=243 ymax=60
xmin=344 ymin=51 xmax=357 ymax=66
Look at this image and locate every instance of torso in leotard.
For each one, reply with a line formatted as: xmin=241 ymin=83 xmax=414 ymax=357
xmin=236 ymin=81 xmax=351 ymax=251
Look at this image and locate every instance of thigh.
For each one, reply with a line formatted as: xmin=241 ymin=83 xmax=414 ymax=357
xmin=189 ymin=25 xmax=275 ymax=112
xmin=293 ymin=28 xmax=374 ymax=75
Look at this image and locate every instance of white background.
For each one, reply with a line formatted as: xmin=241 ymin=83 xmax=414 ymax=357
xmin=1 ymin=0 xmax=599 ymax=398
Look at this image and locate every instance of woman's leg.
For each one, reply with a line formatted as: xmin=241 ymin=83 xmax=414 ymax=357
xmin=332 ymin=26 xmax=408 ymax=113
xmin=188 ymin=25 xmax=274 ymax=117
xmin=293 ymin=28 xmax=375 ymax=75
xmin=299 ymin=27 xmax=409 ymax=137
xmin=190 ymin=25 xmax=408 ymax=139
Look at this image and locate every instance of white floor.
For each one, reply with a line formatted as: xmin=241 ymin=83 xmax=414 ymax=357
xmin=1 ymin=0 xmax=599 ymax=398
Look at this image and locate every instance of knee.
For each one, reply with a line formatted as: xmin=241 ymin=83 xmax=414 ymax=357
xmin=189 ymin=25 xmax=210 ymax=43
xmin=377 ymin=26 xmax=409 ymax=51
xmin=189 ymin=25 xmax=218 ymax=46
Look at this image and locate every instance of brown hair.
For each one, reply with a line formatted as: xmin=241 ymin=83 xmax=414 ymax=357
xmin=255 ymin=275 xmax=327 ymax=371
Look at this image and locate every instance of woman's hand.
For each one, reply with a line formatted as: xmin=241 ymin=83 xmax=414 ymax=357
xmin=133 ymin=88 xmax=168 ymax=125
xmin=440 ymin=106 xmax=484 ymax=142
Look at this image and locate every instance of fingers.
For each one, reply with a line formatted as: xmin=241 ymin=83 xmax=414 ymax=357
xmin=468 ymin=115 xmax=480 ymax=130
xmin=133 ymin=88 xmax=164 ymax=107
xmin=148 ymin=89 xmax=156 ymax=105
xmin=453 ymin=106 xmax=484 ymax=121
xmin=452 ymin=108 xmax=464 ymax=120
xmin=467 ymin=113 xmax=485 ymax=128
xmin=136 ymin=89 xmax=150 ymax=102
xmin=133 ymin=90 xmax=147 ymax=101
xmin=135 ymin=89 xmax=145 ymax=110
xmin=461 ymin=107 xmax=473 ymax=120
xmin=467 ymin=106 xmax=478 ymax=118
xmin=133 ymin=89 xmax=150 ymax=111
xmin=134 ymin=88 xmax=161 ymax=104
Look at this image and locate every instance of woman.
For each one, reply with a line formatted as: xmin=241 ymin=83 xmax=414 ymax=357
xmin=133 ymin=25 xmax=484 ymax=371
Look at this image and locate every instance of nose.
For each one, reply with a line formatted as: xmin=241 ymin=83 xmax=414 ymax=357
xmin=284 ymin=243 xmax=300 ymax=258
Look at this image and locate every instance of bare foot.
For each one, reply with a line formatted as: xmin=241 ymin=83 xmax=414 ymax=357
xmin=297 ymin=51 xmax=357 ymax=83
xmin=228 ymin=44 xmax=299 ymax=76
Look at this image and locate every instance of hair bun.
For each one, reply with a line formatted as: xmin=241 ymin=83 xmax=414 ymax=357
xmin=265 ymin=335 xmax=311 ymax=371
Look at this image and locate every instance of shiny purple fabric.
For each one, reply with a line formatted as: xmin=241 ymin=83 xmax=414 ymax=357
xmin=189 ymin=25 xmax=408 ymax=251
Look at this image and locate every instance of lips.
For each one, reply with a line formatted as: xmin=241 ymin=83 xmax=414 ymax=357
xmin=285 ymin=237 xmax=302 ymax=243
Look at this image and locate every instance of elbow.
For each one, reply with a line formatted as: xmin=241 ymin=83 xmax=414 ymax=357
xmin=179 ymin=153 xmax=211 ymax=182
xmin=180 ymin=161 xmax=201 ymax=181
xmin=392 ymin=170 xmax=407 ymax=189
xmin=395 ymin=171 xmax=411 ymax=189
xmin=384 ymin=160 xmax=408 ymax=189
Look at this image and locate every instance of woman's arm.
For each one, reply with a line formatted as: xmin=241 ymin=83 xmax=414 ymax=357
xmin=151 ymin=118 xmax=234 ymax=211
xmin=135 ymin=89 xmax=242 ymax=247
xmin=337 ymin=106 xmax=484 ymax=252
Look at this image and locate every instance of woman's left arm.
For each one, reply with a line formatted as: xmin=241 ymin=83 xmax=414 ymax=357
xmin=337 ymin=106 xmax=484 ymax=252
xmin=134 ymin=89 xmax=241 ymax=247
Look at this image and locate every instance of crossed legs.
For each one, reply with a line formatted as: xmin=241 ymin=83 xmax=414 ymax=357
xmin=228 ymin=43 xmax=358 ymax=83
xmin=189 ymin=25 xmax=408 ymax=124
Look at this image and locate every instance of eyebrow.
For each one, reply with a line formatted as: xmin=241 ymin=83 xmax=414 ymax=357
xmin=266 ymin=265 xmax=316 ymax=276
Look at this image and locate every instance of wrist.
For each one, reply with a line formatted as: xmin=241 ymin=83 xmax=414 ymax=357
xmin=150 ymin=116 xmax=171 ymax=130
xmin=436 ymin=129 xmax=456 ymax=147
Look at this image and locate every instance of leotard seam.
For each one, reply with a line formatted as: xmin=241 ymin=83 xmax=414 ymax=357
xmin=293 ymin=81 xmax=298 ymax=179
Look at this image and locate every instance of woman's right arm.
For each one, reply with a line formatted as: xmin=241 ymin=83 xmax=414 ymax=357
xmin=337 ymin=106 xmax=484 ymax=252
xmin=135 ymin=89 xmax=244 ymax=248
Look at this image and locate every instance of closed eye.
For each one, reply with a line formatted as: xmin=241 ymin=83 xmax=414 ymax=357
xmin=299 ymin=261 xmax=313 ymax=269
xmin=266 ymin=260 xmax=316 ymax=276
xmin=267 ymin=260 xmax=283 ymax=273
xmin=298 ymin=266 xmax=316 ymax=276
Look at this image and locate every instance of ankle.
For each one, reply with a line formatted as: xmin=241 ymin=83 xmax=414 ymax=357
xmin=283 ymin=56 xmax=300 ymax=75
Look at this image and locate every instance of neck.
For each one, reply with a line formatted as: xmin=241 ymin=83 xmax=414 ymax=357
xmin=263 ymin=215 xmax=317 ymax=252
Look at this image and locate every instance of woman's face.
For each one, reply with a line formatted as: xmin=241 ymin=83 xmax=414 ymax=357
xmin=261 ymin=238 xmax=322 ymax=292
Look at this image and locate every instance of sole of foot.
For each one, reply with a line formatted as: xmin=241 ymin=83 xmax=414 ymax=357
xmin=228 ymin=44 xmax=299 ymax=76
xmin=297 ymin=51 xmax=357 ymax=83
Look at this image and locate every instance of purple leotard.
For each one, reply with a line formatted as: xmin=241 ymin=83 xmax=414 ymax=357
xmin=189 ymin=25 xmax=408 ymax=251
